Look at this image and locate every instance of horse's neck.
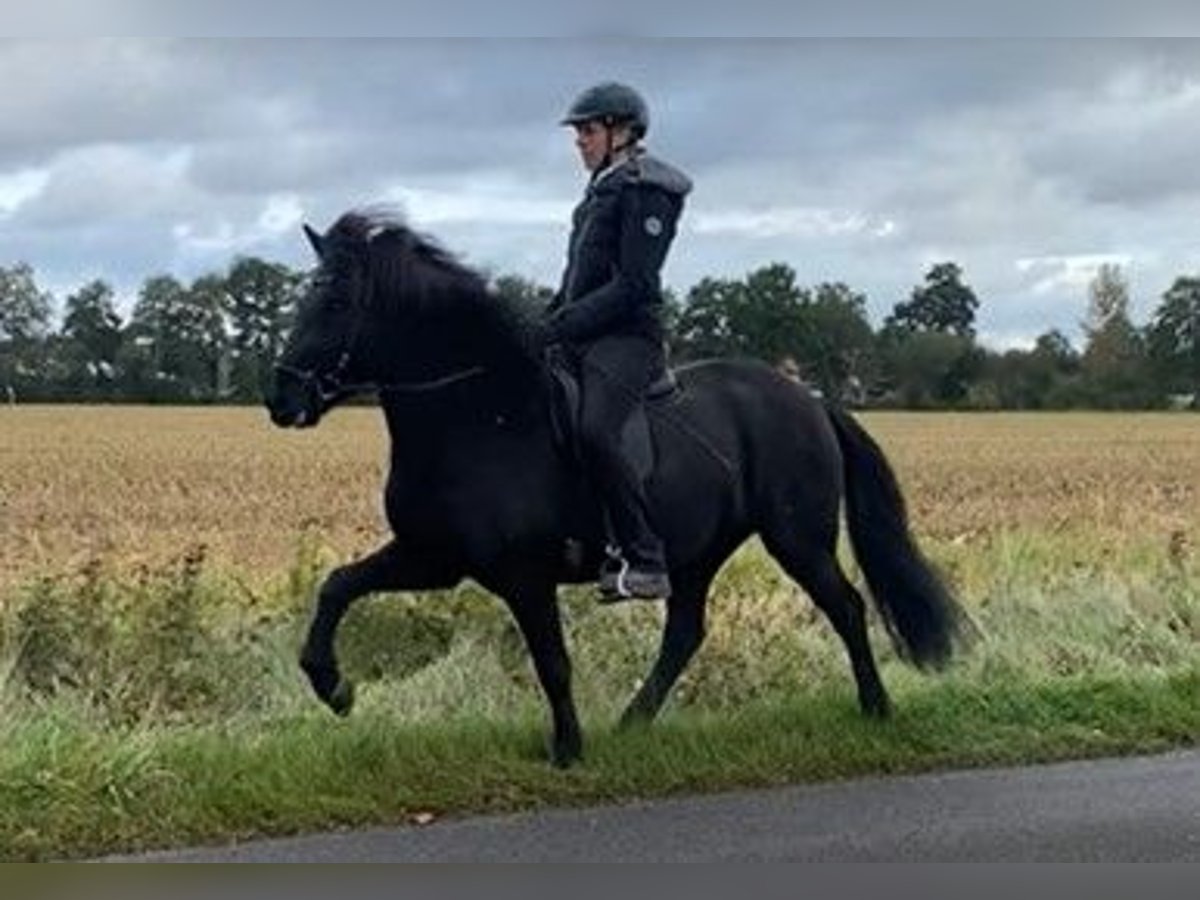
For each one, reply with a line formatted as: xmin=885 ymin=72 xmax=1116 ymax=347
xmin=370 ymin=284 xmax=549 ymax=439
xmin=369 ymin=287 xmax=529 ymax=376
xmin=378 ymin=368 xmax=552 ymax=479
xmin=376 ymin=321 xmax=548 ymax=443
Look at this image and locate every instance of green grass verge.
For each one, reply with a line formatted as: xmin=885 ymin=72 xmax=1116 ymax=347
xmin=0 ymin=668 xmax=1195 ymax=861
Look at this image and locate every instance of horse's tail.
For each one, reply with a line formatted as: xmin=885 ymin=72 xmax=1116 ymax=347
xmin=824 ymin=403 xmax=963 ymax=669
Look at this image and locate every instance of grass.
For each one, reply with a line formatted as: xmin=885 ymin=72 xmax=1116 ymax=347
xmin=1 ymin=672 xmax=1195 ymax=861
xmin=0 ymin=533 xmax=1196 ymax=861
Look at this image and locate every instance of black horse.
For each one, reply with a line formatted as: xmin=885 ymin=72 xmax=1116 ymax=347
xmin=266 ymin=210 xmax=963 ymax=767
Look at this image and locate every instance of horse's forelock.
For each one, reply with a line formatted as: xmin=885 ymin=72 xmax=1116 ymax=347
xmin=328 ymin=211 xmax=394 ymax=251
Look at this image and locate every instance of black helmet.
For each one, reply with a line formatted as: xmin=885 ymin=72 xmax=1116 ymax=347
xmin=560 ymin=82 xmax=649 ymax=138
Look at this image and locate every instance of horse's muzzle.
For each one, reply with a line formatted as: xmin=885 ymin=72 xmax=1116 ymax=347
xmin=266 ymin=369 xmax=321 ymax=429
xmin=268 ymin=404 xmax=314 ymax=428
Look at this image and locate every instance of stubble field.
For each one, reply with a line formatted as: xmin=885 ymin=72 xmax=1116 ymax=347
xmin=3 ymin=406 xmax=1195 ymax=587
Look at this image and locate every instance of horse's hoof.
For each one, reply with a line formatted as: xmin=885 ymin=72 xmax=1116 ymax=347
xmin=550 ymin=737 xmax=583 ymax=769
xmin=328 ymin=679 xmax=356 ymax=717
xmin=616 ymin=709 xmax=654 ymax=732
xmin=862 ymin=693 xmax=892 ymax=720
xmin=550 ymin=750 xmax=580 ymax=769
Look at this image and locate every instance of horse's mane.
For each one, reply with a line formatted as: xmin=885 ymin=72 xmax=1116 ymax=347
xmin=327 ymin=208 xmax=486 ymax=303
xmin=327 ymin=208 xmax=538 ymax=356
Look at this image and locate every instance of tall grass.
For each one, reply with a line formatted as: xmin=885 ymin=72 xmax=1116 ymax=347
xmin=7 ymin=531 xmax=1190 ymax=732
xmin=0 ymin=530 xmax=1196 ymax=860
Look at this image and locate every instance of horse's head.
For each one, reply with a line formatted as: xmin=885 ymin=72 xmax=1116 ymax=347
xmin=267 ymin=216 xmax=377 ymax=428
xmin=267 ymin=208 xmax=538 ymax=429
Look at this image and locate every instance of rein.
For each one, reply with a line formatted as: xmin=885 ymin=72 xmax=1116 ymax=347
xmin=274 ymin=360 xmax=488 ymax=401
xmin=375 ymin=364 xmax=488 ymax=394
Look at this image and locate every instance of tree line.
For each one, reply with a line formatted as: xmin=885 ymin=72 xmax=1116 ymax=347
xmin=0 ymin=258 xmax=298 ymax=403
xmin=1 ymin=255 xmax=1197 ymax=408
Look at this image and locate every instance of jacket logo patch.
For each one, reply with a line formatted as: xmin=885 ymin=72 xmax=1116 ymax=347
xmin=644 ymin=216 xmax=663 ymax=237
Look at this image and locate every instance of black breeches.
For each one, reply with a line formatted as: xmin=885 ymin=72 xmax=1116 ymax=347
xmin=577 ymin=334 xmax=667 ymax=568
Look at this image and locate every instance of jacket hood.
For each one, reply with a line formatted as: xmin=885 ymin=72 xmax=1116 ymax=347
xmin=635 ymin=153 xmax=693 ymax=197
xmin=595 ymin=151 xmax=693 ymax=197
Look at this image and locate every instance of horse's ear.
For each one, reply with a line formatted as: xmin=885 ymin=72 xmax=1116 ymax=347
xmin=303 ymin=223 xmax=325 ymax=260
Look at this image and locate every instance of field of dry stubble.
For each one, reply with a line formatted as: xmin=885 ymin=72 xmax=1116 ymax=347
xmin=1 ymin=405 xmax=1196 ymax=589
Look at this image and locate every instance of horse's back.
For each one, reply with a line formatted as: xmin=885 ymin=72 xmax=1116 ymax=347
xmin=664 ymin=357 xmax=837 ymax=458
xmin=647 ymin=358 xmax=844 ymax=559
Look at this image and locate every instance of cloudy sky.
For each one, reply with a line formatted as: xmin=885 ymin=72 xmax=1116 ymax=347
xmin=2 ymin=37 xmax=1199 ymax=348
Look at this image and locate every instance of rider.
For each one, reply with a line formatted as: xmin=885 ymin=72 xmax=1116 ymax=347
xmin=539 ymin=81 xmax=692 ymax=602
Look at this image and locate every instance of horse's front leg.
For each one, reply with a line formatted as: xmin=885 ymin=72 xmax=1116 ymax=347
xmin=299 ymin=540 xmax=460 ymax=716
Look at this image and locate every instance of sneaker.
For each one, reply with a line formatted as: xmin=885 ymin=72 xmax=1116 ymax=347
xmin=598 ymin=557 xmax=672 ymax=602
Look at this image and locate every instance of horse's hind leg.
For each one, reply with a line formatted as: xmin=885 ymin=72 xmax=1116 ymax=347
xmin=761 ymin=523 xmax=891 ymax=718
xmin=484 ymin=571 xmax=583 ymax=768
xmin=618 ymin=566 xmax=714 ymax=729
xmin=299 ymin=540 xmax=460 ymax=717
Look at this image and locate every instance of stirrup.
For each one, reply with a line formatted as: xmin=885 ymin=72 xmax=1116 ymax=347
xmin=598 ymin=549 xmax=672 ymax=602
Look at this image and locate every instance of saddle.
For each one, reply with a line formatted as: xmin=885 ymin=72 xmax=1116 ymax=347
xmin=546 ymin=357 xmax=682 ymax=482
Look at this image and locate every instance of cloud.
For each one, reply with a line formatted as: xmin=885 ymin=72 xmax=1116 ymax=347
xmin=1 ymin=38 xmax=1199 ymax=347
xmin=0 ymin=168 xmax=49 ymax=216
xmin=1016 ymin=253 xmax=1134 ymax=296
xmin=692 ymin=207 xmax=898 ymax=240
xmin=15 ymin=144 xmax=195 ymax=229
xmin=381 ymin=182 xmax=569 ymax=228
xmin=172 ymin=193 xmax=305 ymax=255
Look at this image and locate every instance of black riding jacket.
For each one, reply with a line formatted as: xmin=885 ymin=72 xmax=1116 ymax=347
xmin=544 ymin=150 xmax=692 ymax=346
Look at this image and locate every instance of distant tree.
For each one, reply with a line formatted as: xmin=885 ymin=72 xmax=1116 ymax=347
xmin=972 ymin=332 xmax=1082 ymax=410
xmin=1147 ymin=275 xmax=1200 ymax=403
xmin=674 ymin=264 xmax=808 ymax=364
xmin=740 ymin=263 xmax=808 ymax=363
xmin=186 ymin=273 xmax=233 ymax=400
xmin=660 ymin=286 xmax=682 ymax=345
xmin=1083 ymin=265 xmax=1137 ymax=356
xmin=879 ymin=330 xmax=983 ymax=408
xmin=60 ymin=279 xmax=123 ymax=395
xmin=674 ymin=276 xmax=750 ymax=360
xmin=226 ymin=257 xmax=302 ymax=401
xmin=673 ymin=268 xmax=875 ymax=399
xmin=0 ymin=262 xmax=52 ymax=341
xmin=1030 ymin=329 xmax=1084 ymax=408
xmin=120 ymin=275 xmax=203 ymax=399
xmin=1081 ymin=264 xmax=1151 ymax=407
xmin=795 ymin=281 xmax=876 ymax=400
xmin=1032 ymin=328 xmax=1079 ymax=372
xmin=0 ymin=262 xmax=54 ymax=395
xmin=491 ymin=273 xmax=554 ymax=319
xmin=885 ymin=261 xmax=979 ymax=338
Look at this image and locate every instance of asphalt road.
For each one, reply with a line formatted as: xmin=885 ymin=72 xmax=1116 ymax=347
xmin=110 ymin=750 xmax=1200 ymax=862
